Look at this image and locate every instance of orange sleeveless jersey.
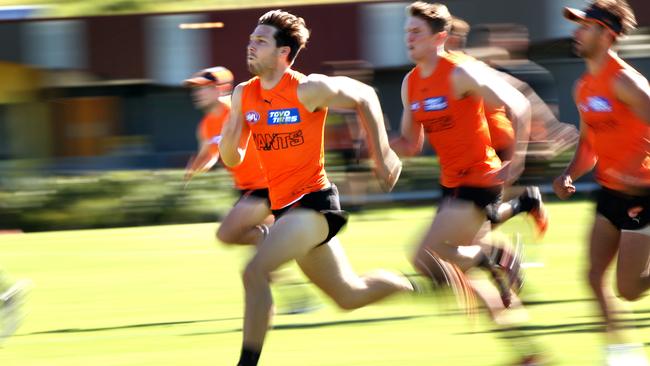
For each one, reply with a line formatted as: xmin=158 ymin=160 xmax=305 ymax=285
xmin=407 ymin=52 xmax=502 ymax=188
xmin=240 ymin=70 xmax=329 ymax=209
xmin=576 ymin=53 xmax=650 ymax=191
xmin=485 ymin=106 xmax=515 ymax=153
xmin=198 ymin=104 xmax=267 ymax=191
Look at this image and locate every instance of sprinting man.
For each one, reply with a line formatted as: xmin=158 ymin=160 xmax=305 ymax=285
xmin=219 ymin=10 xmax=412 ymax=366
xmin=390 ymin=3 xmax=553 ymax=363
xmin=554 ymin=0 xmax=650 ymax=363
xmin=391 ymin=1 xmax=536 ymax=300
xmin=184 ymin=66 xmax=319 ymax=314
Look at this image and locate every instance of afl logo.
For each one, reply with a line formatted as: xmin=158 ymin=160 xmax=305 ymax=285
xmin=245 ymin=111 xmax=260 ymax=124
xmin=586 ymin=96 xmax=612 ymax=113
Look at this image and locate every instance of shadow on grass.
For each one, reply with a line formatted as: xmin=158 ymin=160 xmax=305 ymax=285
xmin=21 ymin=298 xmax=645 ymax=338
xmin=22 ymin=314 xmax=433 ymax=338
xmin=22 ymin=317 xmax=242 ymax=336
xmin=460 ymin=317 xmax=650 ymax=338
xmin=182 ymin=314 xmax=432 ymax=337
xmin=573 ymin=307 xmax=650 ymax=318
xmin=522 ymin=297 xmax=594 ymax=306
xmin=627 ymin=308 xmax=650 ymax=315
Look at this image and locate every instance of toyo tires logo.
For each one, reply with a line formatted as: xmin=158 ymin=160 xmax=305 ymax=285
xmin=267 ymin=108 xmax=301 ymax=125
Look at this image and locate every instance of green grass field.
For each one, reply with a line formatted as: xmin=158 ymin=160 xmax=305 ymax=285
xmin=0 ymin=201 xmax=648 ymax=365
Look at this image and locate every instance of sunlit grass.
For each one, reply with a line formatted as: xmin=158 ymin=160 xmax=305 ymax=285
xmin=0 ymin=202 xmax=648 ymax=365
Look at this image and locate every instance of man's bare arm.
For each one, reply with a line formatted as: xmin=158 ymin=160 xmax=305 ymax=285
xmin=299 ymin=74 xmax=401 ymax=191
xmin=390 ymin=74 xmax=425 ymax=157
xmin=219 ymin=84 xmax=250 ymax=168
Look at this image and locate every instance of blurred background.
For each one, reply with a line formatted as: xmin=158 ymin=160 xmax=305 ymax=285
xmin=0 ymin=0 xmax=649 ymax=232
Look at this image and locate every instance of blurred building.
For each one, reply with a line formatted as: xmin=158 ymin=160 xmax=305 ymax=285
xmin=0 ymin=0 xmax=648 ymax=169
xmin=0 ymin=62 xmax=48 ymax=159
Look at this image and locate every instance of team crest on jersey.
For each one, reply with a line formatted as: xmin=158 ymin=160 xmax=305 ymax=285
xmin=586 ymin=96 xmax=612 ymax=112
xmin=423 ymin=96 xmax=448 ymax=111
xmin=268 ymin=108 xmax=301 ymax=125
xmin=245 ymin=111 xmax=261 ymax=124
xmin=410 ymin=101 xmax=420 ymax=111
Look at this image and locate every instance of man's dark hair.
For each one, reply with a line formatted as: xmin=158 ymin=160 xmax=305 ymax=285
xmin=258 ymin=10 xmax=310 ymax=63
xmin=407 ymin=2 xmax=452 ymax=34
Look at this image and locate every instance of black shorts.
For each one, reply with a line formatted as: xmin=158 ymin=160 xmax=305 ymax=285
xmin=441 ymin=185 xmax=503 ymax=210
xmin=236 ymin=188 xmax=270 ymax=207
xmin=272 ymin=184 xmax=349 ymax=245
xmin=596 ymin=187 xmax=650 ymax=231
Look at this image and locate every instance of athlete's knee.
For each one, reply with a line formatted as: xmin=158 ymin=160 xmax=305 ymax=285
xmin=411 ymin=251 xmax=430 ymax=276
xmin=216 ymin=225 xmax=239 ymax=245
xmin=412 ymin=248 xmax=449 ymax=282
xmin=330 ymin=290 xmax=363 ymax=310
xmin=242 ymin=261 xmax=270 ymax=291
xmin=411 ymin=247 xmax=430 ymax=273
xmin=334 ymin=297 xmax=360 ymax=310
xmin=617 ymin=282 xmax=645 ymax=302
xmin=417 ymin=242 xmax=458 ymax=264
xmin=319 ymin=278 xmax=365 ymax=310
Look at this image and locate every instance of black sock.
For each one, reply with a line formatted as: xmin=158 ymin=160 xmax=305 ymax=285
xmin=237 ymin=346 xmax=261 ymax=366
xmin=475 ymin=251 xmax=493 ymax=269
xmin=477 ymin=247 xmax=508 ymax=269
xmin=513 ymin=187 xmax=541 ymax=215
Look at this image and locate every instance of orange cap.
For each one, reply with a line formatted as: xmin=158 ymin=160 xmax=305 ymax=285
xmin=184 ymin=66 xmax=234 ymax=87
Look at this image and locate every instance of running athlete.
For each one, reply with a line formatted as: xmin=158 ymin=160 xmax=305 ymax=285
xmin=184 ymin=66 xmax=272 ymax=246
xmin=391 ymin=1 xmax=534 ymax=293
xmin=554 ymin=1 xmax=650 ymax=362
xmin=391 ymin=3 xmax=545 ymax=363
xmin=446 ymin=16 xmax=555 ymax=235
xmin=184 ymin=67 xmax=319 ymax=314
xmin=219 ymin=10 xmax=412 ymax=366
